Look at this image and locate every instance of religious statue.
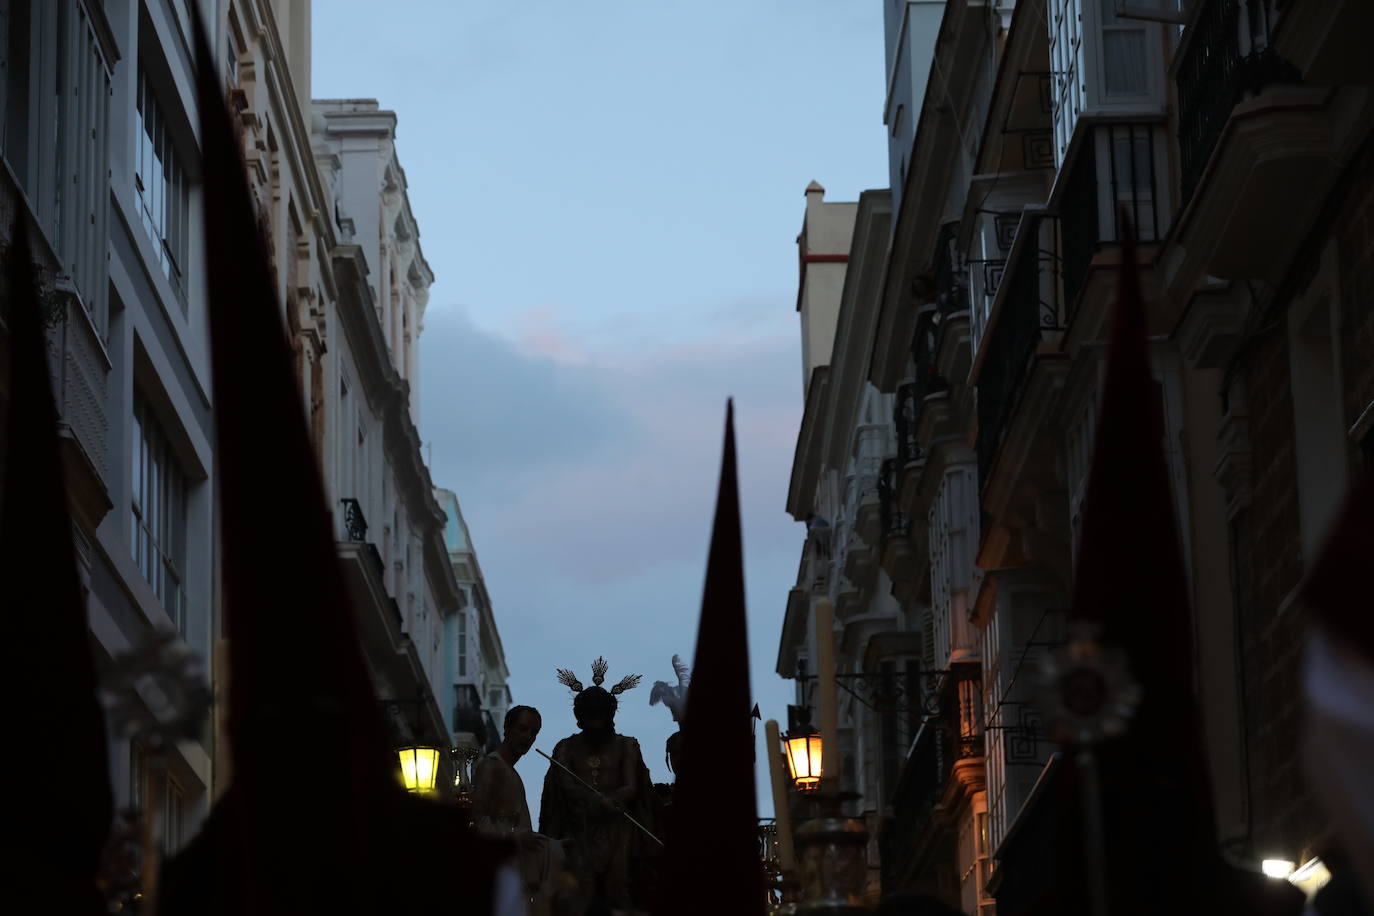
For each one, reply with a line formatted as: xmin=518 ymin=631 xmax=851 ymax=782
xmin=649 ymin=653 xmax=691 ymax=778
xmin=471 ymin=705 xmax=566 ymax=915
xmin=539 ymin=658 xmax=654 ymax=914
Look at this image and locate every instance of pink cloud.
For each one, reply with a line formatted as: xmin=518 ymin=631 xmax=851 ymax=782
xmin=512 ymin=306 xmax=591 ymax=365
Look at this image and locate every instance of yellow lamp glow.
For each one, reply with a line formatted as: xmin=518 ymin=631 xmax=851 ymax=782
xmin=1287 ymin=857 xmax=1331 ymax=897
xmin=783 ymin=731 xmax=823 ymax=791
xmin=1261 ymin=859 xmax=1296 ymax=879
xmin=397 ymin=746 xmax=441 ymax=794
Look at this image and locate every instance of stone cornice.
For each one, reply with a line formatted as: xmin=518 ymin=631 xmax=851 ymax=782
xmin=787 ymin=367 xmax=830 ymax=521
xmin=245 ymin=0 xmax=337 ymax=252
xmin=824 ymin=190 xmax=893 ymax=472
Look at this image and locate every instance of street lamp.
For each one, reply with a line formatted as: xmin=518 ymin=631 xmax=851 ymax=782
xmin=783 ymin=730 xmax=823 ymax=792
xmin=397 ymin=746 xmax=441 ymax=795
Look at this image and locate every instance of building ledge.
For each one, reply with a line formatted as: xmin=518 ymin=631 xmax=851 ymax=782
xmin=1164 ymin=88 xmax=1340 ymax=301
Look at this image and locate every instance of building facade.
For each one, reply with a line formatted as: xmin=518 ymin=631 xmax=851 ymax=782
xmin=0 ymin=0 xmax=492 ymax=876
xmin=309 ymin=94 xmax=463 ymax=760
xmin=1 ymin=0 xmax=221 ymax=859
xmin=436 ymin=487 xmax=512 ymax=752
xmin=781 ymin=0 xmax=1373 ymax=911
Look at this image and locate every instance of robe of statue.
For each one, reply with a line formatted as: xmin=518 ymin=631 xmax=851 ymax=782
xmin=539 ymin=731 xmax=654 ymax=911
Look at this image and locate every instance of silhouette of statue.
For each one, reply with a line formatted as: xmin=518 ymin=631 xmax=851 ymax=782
xmin=539 ymin=658 xmax=653 ymax=914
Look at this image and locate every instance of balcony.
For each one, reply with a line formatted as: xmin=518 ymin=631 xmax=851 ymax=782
xmin=1059 ymin=122 xmax=1166 ymax=330
xmin=974 ymin=214 xmax=1064 ymax=487
xmin=1176 ymin=0 xmax=1302 ymax=203
xmin=878 ymin=457 xmax=917 ymax=583
xmin=1165 ymin=0 xmax=1346 ymax=289
xmin=337 ymin=497 xmax=411 ymax=685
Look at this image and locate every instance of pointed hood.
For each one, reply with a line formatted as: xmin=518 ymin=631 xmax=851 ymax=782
xmin=165 ymin=17 xmax=511 ymax=914
xmin=187 ymin=15 xmax=395 ymax=911
xmin=655 ymin=401 xmax=764 ymax=915
xmin=1060 ymin=219 xmax=1302 ymax=914
xmin=1 ymin=218 xmax=113 ymax=911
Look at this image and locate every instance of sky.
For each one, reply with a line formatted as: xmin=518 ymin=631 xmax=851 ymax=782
xmin=311 ymin=1 xmax=889 ymax=820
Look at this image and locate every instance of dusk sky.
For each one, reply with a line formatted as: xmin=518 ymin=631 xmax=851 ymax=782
xmin=312 ymin=1 xmax=888 ymax=819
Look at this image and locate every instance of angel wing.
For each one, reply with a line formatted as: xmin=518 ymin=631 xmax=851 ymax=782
xmin=650 ymin=681 xmax=675 ymax=708
xmin=672 ymin=653 xmax=691 ymax=688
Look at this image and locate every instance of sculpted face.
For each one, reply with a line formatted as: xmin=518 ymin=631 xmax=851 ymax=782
xmin=507 ymin=710 xmax=541 ymax=756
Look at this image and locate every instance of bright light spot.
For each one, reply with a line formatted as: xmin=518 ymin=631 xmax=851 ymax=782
xmin=1287 ymin=858 xmax=1332 ymax=898
xmin=1262 ymin=859 xmax=1296 ymax=879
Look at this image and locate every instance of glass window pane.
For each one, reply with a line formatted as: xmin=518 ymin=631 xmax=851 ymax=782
xmin=1103 ymin=30 xmax=1149 ymax=96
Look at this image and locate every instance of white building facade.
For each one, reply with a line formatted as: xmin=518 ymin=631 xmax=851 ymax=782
xmin=437 ymin=487 xmax=512 ymax=752
xmin=0 ymin=0 xmax=224 ymax=859
xmin=0 ymin=1 xmax=481 ymax=875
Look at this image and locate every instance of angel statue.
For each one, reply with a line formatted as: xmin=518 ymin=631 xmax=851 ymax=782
xmin=649 ymin=654 xmax=691 ymax=775
xmin=539 ymin=657 xmax=654 ymax=914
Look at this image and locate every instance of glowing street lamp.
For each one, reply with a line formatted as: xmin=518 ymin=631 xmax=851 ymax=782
xmin=783 ymin=730 xmax=823 ymax=792
xmin=397 ymin=746 xmax=441 ymax=795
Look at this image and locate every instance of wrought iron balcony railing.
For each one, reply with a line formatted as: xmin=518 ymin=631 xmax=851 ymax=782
xmin=894 ymin=311 xmax=952 ymax=468
xmin=1176 ymin=0 xmax=1301 ymax=203
xmin=878 ymin=457 xmax=909 ymax=542
xmin=976 ymin=214 xmax=1062 ymax=486
xmin=933 ymin=220 xmax=969 ymax=316
xmin=1060 ymin=122 xmax=1165 ymax=327
xmin=895 ymin=382 xmax=923 ymax=468
xmin=340 ymin=497 xmax=368 ymax=542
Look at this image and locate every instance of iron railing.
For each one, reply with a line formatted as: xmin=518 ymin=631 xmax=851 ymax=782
xmin=1060 ymin=123 xmax=1163 ymax=327
xmin=895 ymin=383 xmax=923 ymax=468
xmin=878 ymin=457 xmax=909 ymax=543
xmin=1176 ymin=0 xmax=1301 ymax=202
xmin=976 ymin=215 xmax=1062 ymax=486
xmin=340 ymin=497 xmax=368 ymax=541
xmin=894 ymin=309 xmax=951 ymax=468
xmin=933 ymin=221 xmax=968 ymax=316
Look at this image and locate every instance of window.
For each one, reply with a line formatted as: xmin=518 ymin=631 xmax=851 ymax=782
xmin=488 ymin=688 xmax=502 ymax=709
xmin=132 ymin=392 xmax=188 ymax=633
xmin=132 ymin=743 xmax=185 ymax=855
xmin=129 ymin=742 xmax=148 ymax=810
xmin=457 ymin=612 xmax=468 ymax=677
xmin=135 ymin=67 xmax=189 ymax=303
xmin=1100 ymin=0 xmax=1150 ymax=97
xmin=162 ymin=777 xmax=184 ymax=854
xmin=1048 ymin=0 xmax=1086 ymax=164
xmin=2 ymin=0 xmax=113 ymax=332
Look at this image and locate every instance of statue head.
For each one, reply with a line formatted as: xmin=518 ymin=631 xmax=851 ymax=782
xmin=555 ymin=657 xmax=643 ymax=742
xmin=572 ymin=686 xmax=617 ymax=731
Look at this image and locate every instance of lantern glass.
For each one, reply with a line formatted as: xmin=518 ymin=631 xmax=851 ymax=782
xmin=784 ymin=732 xmax=822 ymax=790
xmin=397 ymin=746 xmax=441 ymax=794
